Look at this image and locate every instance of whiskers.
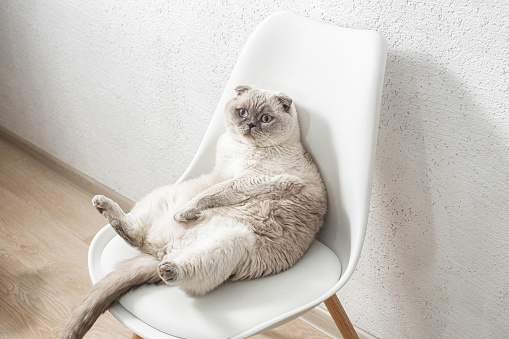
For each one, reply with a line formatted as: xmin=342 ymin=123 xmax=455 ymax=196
xmin=235 ymin=126 xmax=284 ymax=155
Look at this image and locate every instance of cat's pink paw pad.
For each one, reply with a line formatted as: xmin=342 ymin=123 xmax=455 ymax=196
xmin=92 ymin=195 xmax=111 ymax=214
xmin=158 ymin=262 xmax=180 ymax=282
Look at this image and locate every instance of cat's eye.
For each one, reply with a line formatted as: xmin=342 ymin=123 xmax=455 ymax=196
xmin=237 ymin=108 xmax=248 ymax=118
xmin=260 ymin=114 xmax=272 ymax=123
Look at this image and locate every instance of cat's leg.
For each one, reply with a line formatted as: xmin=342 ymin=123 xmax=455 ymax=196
xmin=158 ymin=217 xmax=254 ymax=296
xmin=93 ymin=174 xmax=220 ymax=252
xmin=92 ymin=195 xmax=146 ymax=248
xmin=174 ymin=174 xmax=304 ymax=221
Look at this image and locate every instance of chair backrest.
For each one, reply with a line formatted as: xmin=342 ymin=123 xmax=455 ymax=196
xmin=179 ymin=12 xmax=387 ymax=288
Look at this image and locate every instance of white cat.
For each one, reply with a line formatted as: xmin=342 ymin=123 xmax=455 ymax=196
xmin=61 ymin=85 xmax=327 ymax=339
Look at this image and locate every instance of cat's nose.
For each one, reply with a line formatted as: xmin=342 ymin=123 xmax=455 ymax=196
xmin=248 ymin=122 xmax=256 ymax=129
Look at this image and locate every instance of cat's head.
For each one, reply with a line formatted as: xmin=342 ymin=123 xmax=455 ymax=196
xmin=224 ymin=85 xmax=299 ymax=147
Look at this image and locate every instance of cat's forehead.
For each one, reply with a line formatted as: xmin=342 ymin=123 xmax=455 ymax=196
xmin=239 ymin=91 xmax=276 ymax=111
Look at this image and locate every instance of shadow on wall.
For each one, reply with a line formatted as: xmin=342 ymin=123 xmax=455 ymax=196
xmin=340 ymin=49 xmax=509 ymax=338
xmin=371 ymin=51 xmax=443 ymax=337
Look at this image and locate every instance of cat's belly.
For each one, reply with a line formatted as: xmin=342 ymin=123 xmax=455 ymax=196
xmin=145 ymin=197 xmax=319 ymax=280
xmin=218 ymin=200 xmax=320 ymax=280
xmin=145 ymin=211 xmax=186 ymax=251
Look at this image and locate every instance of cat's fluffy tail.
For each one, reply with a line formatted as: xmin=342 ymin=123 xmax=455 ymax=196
xmin=60 ymin=254 xmax=160 ymax=339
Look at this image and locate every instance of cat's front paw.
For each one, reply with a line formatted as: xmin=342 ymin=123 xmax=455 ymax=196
xmin=174 ymin=207 xmax=201 ymax=222
xmin=92 ymin=195 xmax=113 ymax=215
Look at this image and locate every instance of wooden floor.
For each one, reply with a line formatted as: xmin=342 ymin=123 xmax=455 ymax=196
xmin=0 ymin=140 xmax=331 ymax=339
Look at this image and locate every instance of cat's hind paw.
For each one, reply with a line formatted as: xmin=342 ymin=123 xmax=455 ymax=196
xmin=92 ymin=195 xmax=114 ymax=215
xmin=174 ymin=207 xmax=200 ymax=222
xmin=158 ymin=262 xmax=180 ymax=283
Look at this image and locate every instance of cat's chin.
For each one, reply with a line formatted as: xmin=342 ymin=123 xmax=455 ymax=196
xmin=233 ymin=131 xmax=257 ymax=144
xmin=240 ymin=135 xmax=267 ymax=147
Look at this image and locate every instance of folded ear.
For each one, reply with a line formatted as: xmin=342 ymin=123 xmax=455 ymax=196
xmin=277 ymin=93 xmax=293 ymax=112
xmin=234 ymin=85 xmax=252 ymax=96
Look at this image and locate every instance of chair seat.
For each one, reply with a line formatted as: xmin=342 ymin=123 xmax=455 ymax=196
xmin=90 ymin=225 xmax=341 ymax=339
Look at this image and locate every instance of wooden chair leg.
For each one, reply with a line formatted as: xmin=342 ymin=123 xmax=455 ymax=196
xmin=131 ymin=333 xmax=143 ymax=339
xmin=324 ymin=294 xmax=359 ymax=339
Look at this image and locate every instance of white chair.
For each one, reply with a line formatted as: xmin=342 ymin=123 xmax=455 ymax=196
xmin=88 ymin=12 xmax=387 ymax=339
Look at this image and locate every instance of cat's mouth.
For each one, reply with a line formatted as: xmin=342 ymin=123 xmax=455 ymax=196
xmin=240 ymin=128 xmax=255 ymax=137
xmin=236 ymin=126 xmax=264 ymax=143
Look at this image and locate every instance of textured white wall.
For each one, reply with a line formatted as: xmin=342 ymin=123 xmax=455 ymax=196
xmin=1 ymin=1 xmax=508 ymax=338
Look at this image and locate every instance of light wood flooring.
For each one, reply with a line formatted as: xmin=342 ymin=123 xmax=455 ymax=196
xmin=0 ymin=140 xmax=330 ymax=339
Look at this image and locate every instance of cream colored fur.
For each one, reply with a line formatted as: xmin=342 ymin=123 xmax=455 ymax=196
xmin=61 ymin=86 xmax=327 ymax=339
